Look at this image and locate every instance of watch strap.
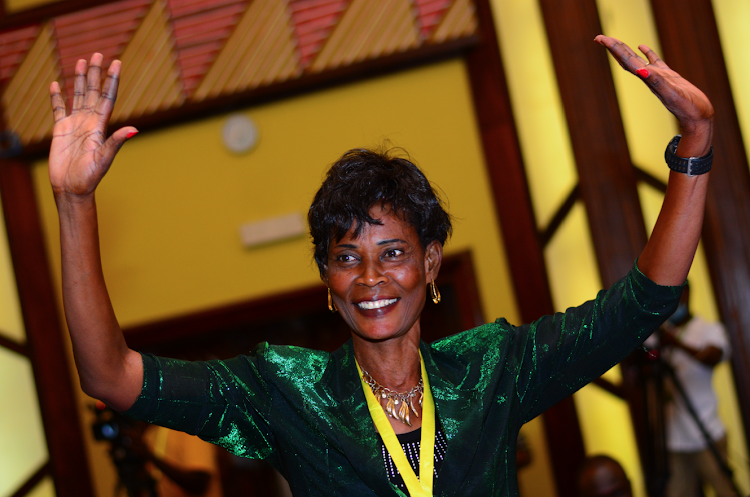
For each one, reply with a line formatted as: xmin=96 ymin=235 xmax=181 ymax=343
xmin=664 ymin=134 xmax=713 ymax=176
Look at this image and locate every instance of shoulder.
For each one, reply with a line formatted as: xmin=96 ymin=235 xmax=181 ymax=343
xmin=227 ymin=342 xmax=331 ymax=378
xmin=263 ymin=343 xmax=330 ymax=376
xmin=426 ymin=320 xmax=518 ymax=381
xmin=430 ymin=319 xmax=516 ymax=355
xmin=211 ymin=344 xmax=336 ymax=410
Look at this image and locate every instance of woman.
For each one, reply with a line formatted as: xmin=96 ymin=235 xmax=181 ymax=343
xmin=48 ymin=35 xmax=713 ymax=496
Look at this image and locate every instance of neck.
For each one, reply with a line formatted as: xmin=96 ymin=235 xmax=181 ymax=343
xmin=352 ymin=334 xmax=421 ymax=391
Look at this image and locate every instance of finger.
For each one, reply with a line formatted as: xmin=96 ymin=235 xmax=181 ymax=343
xmin=84 ymin=53 xmax=104 ymax=110
xmin=639 ymin=44 xmax=667 ymax=68
xmin=96 ymin=60 xmax=121 ymax=119
xmin=72 ymin=59 xmax=87 ymax=111
xmin=49 ymin=81 xmax=67 ymax=123
xmin=97 ymin=126 xmax=138 ymax=166
xmin=596 ymin=35 xmax=647 ymax=72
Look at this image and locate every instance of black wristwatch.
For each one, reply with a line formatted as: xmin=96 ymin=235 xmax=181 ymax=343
xmin=664 ymin=135 xmax=713 ymax=176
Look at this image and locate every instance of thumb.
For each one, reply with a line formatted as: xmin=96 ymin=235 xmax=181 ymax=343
xmin=100 ymin=126 xmax=139 ymax=162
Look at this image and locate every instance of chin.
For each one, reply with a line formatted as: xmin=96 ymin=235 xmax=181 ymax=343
xmin=350 ymin=325 xmax=418 ymax=344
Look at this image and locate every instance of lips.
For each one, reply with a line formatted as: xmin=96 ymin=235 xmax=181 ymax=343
xmin=356 ymin=298 xmax=398 ymax=310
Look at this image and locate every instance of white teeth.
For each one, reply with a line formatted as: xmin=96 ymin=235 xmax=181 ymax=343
xmin=357 ymin=298 xmax=398 ymax=310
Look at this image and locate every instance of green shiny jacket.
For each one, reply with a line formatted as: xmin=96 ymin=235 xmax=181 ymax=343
xmin=125 ymin=264 xmax=681 ymax=496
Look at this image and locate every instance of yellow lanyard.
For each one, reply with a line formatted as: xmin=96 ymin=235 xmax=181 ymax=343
xmin=356 ymin=352 xmax=435 ymax=497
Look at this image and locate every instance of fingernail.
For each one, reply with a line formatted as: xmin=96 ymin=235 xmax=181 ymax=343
xmin=126 ymin=130 xmax=139 ymax=139
xmin=636 ymin=68 xmax=650 ymax=78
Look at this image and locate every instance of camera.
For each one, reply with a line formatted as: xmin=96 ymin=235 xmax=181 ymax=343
xmin=91 ymin=402 xmax=157 ymax=497
xmin=92 ymin=402 xmax=126 ymax=441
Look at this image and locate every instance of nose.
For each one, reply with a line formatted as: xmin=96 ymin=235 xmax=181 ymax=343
xmin=358 ymin=256 xmax=387 ymax=287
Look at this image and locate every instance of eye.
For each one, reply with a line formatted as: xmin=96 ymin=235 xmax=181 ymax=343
xmin=336 ymin=254 xmax=357 ymax=263
xmin=384 ymin=248 xmax=404 ymax=259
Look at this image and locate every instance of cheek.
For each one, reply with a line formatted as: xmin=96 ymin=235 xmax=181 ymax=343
xmin=394 ymin=263 xmax=427 ymax=290
xmin=327 ymin=271 xmax=353 ymax=296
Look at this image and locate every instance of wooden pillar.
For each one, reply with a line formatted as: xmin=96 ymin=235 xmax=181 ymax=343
xmin=535 ymin=0 xmax=669 ymax=493
xmin=465 ymin=2 xmax=586 ymax=496
xmin=650 ymin=0 xmax=750 ymax=458
xmin=537 ymin=0 xmax=648 ymax=285
xmin=0 ymin=158 xmax=94 ymax=497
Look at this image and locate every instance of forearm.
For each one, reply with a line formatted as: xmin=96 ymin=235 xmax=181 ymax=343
xmin=57 ymin=193 xmax=142 ymax=411
xmin=670 ymin=339 xmax=722 ymax=366
xmin=638 ymin=123 xmax=713 ymax=286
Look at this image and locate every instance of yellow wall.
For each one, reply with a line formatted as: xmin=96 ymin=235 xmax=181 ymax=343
xmin=0 ymin=197 xmax=55 ymax=497
xmin=713 ymin=0 xmax=750 ymax=169
xmin=31 ymin=58 xmax=522 ymax=497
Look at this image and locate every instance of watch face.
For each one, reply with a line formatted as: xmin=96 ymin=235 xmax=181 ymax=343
xmin=222 ymin=114 xmax=259 ymax=154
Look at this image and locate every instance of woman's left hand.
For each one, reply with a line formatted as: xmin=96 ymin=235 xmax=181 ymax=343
xmin=595 ymin=35 xmax=713 ymax=150
xmin=597 ymin=37 xmax=714 ymax=286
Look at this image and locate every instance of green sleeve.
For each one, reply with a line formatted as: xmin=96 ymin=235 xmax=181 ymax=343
xmin=514 ymin=262 xmax=683 ymax=422
xmin=123 ymin=342 xmax=276 ymax=459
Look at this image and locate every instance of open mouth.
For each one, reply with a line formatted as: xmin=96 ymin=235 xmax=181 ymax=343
xmin=356 ymin=298 xmax=398 ymax=310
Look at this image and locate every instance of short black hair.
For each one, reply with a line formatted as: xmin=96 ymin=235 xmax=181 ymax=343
xmin=308 ymin=148 xmax=452 ymax=278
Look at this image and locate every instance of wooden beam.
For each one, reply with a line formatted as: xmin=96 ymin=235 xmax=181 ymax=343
xmin=0 ymin=332 xmax=28 ymax=356
xmin=10 ymin=461 xmax=50 ymax=497
xmin=650 ymin=0 xmax=750 ymax=459
xmin=634 ymin=166 xmax=668 ymax=194
xmin=0 ymin=159 xmax=94 ymax=497
xmin=539 ymin=184 xmax=580 ymax=248
xmin=464 ymin=2 xmax=585 ymax=496
xmin=0 ymin=0 xmax=123 ymax=30
xmin=591 ymin=377 xmax=626 ymax=399
xmin=538 ymin=0 xmax=647 ymax=287
xmin=536 ymin=0 xmax=666 ymax=493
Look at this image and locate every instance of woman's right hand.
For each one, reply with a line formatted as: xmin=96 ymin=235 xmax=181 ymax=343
xmin=49 ymin=53 xmax=137 ymax=199
xmin=49 ymin=54 xmax=144 ymax=410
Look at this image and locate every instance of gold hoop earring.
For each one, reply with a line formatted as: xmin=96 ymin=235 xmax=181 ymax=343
xmin=429 ymin=279 xmax=441 ymax=304
xmin=328 ymin=288 xmax=337 ymax=313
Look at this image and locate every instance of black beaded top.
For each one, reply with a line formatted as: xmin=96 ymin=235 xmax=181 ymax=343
xmin=379 ymin=426 xmax=448 ymax=493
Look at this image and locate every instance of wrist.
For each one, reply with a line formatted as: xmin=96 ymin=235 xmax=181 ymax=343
xmin=54 ymin=190 xmax=96 ymax=211
xmin=54 ymin=192 xmax=99 ymax=229
xmin=677 ymin=119 xmax=713 ymax=157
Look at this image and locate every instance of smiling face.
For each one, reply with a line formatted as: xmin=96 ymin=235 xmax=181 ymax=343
xmin=324 ymin=205 xmax=442 ymax=345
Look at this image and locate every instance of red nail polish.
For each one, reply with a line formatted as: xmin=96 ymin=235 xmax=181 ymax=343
xmin=636 ymin=68 xmax=650 ymax=78
xmin=126 ymin=130 xmax=139 ymax=139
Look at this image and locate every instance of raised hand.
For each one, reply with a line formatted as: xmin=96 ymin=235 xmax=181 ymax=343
xmin=48 ymin=53 xmax=137 ymax=198
xmin=50 ymin=56 xmax=145 ymax=413
xmin=596 ymin=37 xmax=714 ymax=286
xmin=595 ymin=35 xmax=713 ymax=153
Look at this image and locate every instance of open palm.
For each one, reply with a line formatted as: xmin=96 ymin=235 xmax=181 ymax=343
xmin=48 ymin=54 xmax=136 ymax=197
xmin=595 ymin=35 xmax=714 ymax=132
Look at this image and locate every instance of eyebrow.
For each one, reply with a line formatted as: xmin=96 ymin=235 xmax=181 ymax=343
xmin=333 ymin=238 xmax=406 ymax=249
xmin=377 ymin=238 xmax=406 ymax=245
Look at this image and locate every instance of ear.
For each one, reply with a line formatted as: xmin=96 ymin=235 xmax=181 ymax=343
xmin=321 ymin=266 xmax=329 ymax=287
xmin=424 ymin=241 xmax=443 ymax=283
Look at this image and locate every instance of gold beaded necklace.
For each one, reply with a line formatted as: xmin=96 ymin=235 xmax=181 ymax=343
xmin=359 ymin=368 xmax=423 ymax=426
